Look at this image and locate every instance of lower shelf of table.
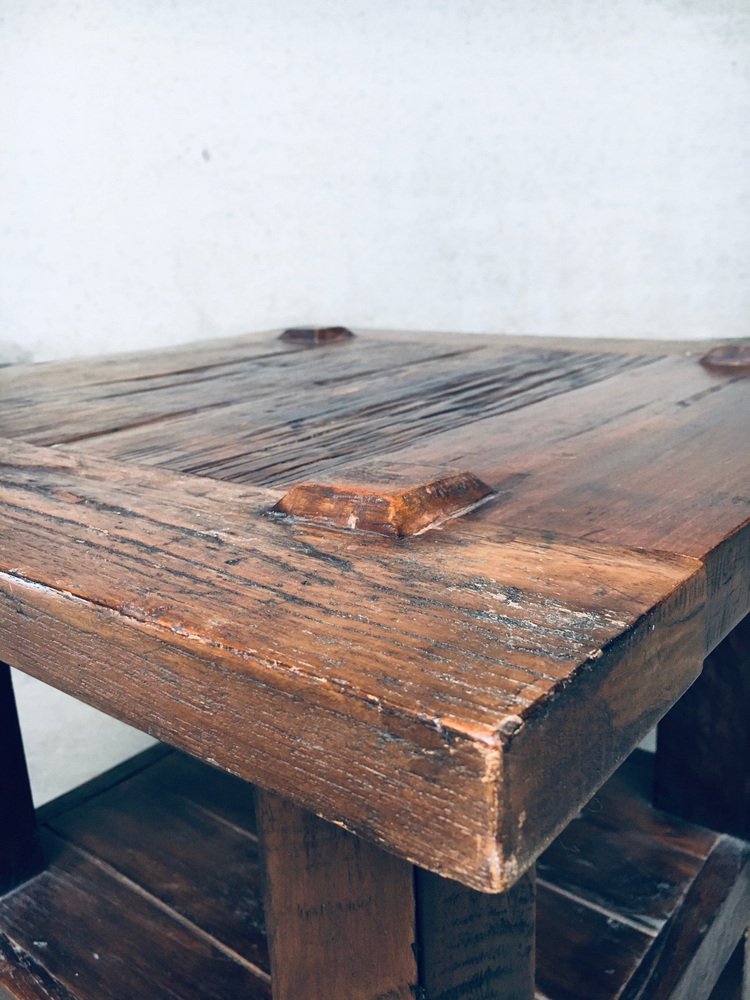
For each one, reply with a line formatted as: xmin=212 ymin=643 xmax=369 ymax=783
xmin=0 ymin=747 xmax=747 ymax=1000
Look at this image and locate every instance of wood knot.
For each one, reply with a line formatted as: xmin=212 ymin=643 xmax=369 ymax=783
xmin=280 ymin=327 xmax=355 ymax=345
xmin=699 ymin=343 xmax=750 ymax=374
xmin=273 ymin=465 xmax=494 ymax=538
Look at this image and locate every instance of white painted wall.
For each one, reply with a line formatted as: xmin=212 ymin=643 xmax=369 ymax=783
xmin=2 ymin=0 xmax=749 ymax=365
xmin=1 ymin=1 xmax=744 ymax=801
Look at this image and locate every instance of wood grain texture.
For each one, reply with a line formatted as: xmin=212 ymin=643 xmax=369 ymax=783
xmin=620 ymin=835 xmax=750 ymax=1000
xmin=0 ymin=831 xmax=271 ymax=1000
xmin=0 ymin=438 xmax=705 ymax=889
xmin=0 ymin=336 xmax=477 ymax=447
xmin=35 ymin=333 xmax=746 ymax=651
xmin=274 ymin=465 xmax=493 ymax=537
xmin=364 ymin=352 xmax=750 ymax=651
xmin=536 ymin=751 xmax=750 ymax=1000
xmin=255 ymin=789 xmax=417 ymax=1000
xmin=1 ymin=744 xmax=746 ymax=1000
xmin=537 ymin=750 xmax=718 ymax=935
xmin=416 ymin=869 xmax=535 ymax=1000
xmin=61 ymin=342 xmax=650 ymax=486
xmin=0 ymin=664 xmax=44 ymax=896
xmin=656 ymin=613 xmax=750 ymax=839
xmin=0 ymin=932 xmax=77 ymax=1000
xmin=47 ymin=755 xmax=267 ymax=969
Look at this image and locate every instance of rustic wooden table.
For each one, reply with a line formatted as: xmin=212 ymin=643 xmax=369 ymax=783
xmin=0 ymin=328 xmax=748 ymax=999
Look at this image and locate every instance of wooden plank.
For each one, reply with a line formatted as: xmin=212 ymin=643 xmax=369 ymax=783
xmin=0 ymin=336 xmax=471 ymax=447
xmin=0 ymin=663 xmax=44 ymax=896
xmin=536 ymin=751 xmax=750 ymax=1000
xmin=537 ymin=751 xmax=717 ymax=935
xmin=0 ymin=439 xmax=705 ymax=888
xmin=255 ymin=789 xmax=417 ymax=1000
xmin=656 ymin=613 xmax=750 ymax=839
xmin=0 ymin=831 xmax=271 ymax=1000
xmin=536 ymin=882 xmax=652 ymax=1000
xmin=620 ymin=836 xmax=750 ymax=1000
xmin=371 ymin=353 xmax=750 ymax=651
xmin=46 ymin=759 xmax=267 ymax=969
xmin=66 ymin=345 xmax=649 ymax=484
xmin=0 ymin=931 xmax=76 ymax=1000
xmin=0 ymin=329 xmax=293 ymax=392
xmin=416 ymin=868 xmax=535 ymax=1000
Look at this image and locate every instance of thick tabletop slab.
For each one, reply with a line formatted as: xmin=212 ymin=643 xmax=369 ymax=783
xmin=0 ymin=329 xmax=747 ymax=891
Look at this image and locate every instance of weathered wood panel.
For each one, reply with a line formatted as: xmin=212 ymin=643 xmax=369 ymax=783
xmin=620 ymin=836 xmax=750 ymax=1000
xmin=0 ymin=336 xmax=470 ymax=447
xmin=537 ymin=751 xmax=750 ymax=1000
xmin=47 ymin=757 xmax=267 ymax=968
xmin=64 ymin=345 xmax=650 ymax=483
xmin=0 ymin=439 xmax=705 ymax=888
xmin=0 ymin=831 xmax=271 ymax=1000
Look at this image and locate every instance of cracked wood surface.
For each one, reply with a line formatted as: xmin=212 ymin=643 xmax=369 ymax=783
xmin=0 ymin=329 xmax=747 ymax=891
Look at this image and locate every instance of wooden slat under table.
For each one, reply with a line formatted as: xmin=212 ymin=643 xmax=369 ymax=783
xmin=0 ymin=746 xmax=746 ymax=1000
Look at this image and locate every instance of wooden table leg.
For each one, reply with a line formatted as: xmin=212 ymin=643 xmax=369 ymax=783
xmin=656 ymin=613 xmax=750 ymax=997
xmin=708 ymin=933 xmax=749 ymax=1000
xmin=0 ymin=663 xmax=44 ymax=895
xmin=255 ymin=790 xmax=536 ymax=1000
xmin=655 ymin=612 xmax=750 ymax=837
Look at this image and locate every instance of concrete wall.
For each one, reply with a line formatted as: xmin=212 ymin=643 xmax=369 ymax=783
xmin=2 ymin=0 xmax=749 ymax=365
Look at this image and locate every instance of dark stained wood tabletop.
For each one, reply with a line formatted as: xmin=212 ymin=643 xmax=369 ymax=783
xmin=0 ymin=328 xmax=747 ymax=892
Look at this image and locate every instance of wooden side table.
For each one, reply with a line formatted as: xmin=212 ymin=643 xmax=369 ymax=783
xmin=0 ymin=328 xmax=748 ymax=999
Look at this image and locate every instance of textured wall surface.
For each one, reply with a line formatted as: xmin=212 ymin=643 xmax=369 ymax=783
xmin=2 ymin=0 xmax=749 ymax=363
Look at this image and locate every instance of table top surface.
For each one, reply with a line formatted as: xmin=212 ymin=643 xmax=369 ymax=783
xmin=1 ymin=328 xmax=748 ymax=890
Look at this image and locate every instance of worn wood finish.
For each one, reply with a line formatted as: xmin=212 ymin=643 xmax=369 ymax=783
xmin=0 ymin=437 xmax=705 ymax=888
xmin=0 ymin=832 xmax=271 ymax=1000
xmin=700 ymin=342 xmax=750 ymax=373
xmin=61 ymin=343 xmax=651 ymax=484
xmin=279 ymin=325 xmax=354 ymax=344
xmin=0 ymin=932 xmax=77 ymax=1000
xmin=1 ymin=745 xmax=746 ymax=1000
xmin=0 ymin=749 xmax=271 ymax=1000
xmin=536 ymin=750 xmax=750 ymax=1000
xmin=620 ymin=836 xmax=750 ymax=1000
xmin=255 ymin=789 xmax=418 ymax=1000
xmin=47 ymin=756 xmax=267 ymax=968
xmin=16 ymin=334 xmax=743 ymax=650
xmin=0 ymin=664 xmax=44 ymax=896
xmin=416 ymin=868 xmax=535 ymax=1000
xmin=537 ymin=750 xmax=718 ymax=934
xmin=656 ymin=613 xmax=750 ymax=840
xmin=274 ymin=465 xmax=493 ymax=537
